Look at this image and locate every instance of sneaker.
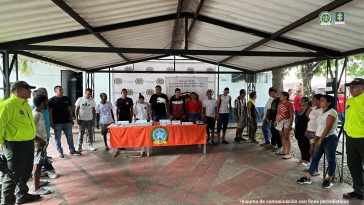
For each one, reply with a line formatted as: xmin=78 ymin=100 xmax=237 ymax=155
xmin=15 ymin=193 xmax=41 ymax=204
xmin=105 ymin=147 xmax=110 ymax=151
xmin=59 ymin=152 xmax=64 ymax=158
xmin=70 ymin=151 xmax=82 ymax=156
xmin=33 ymin=187 xmax=51 ymax=195
xmin=39 ymin=179 xmax=49 ymax=187
xmin=234 ymin=137 xmax=242 ymax=144
xmin=237 ymin=137 xmax=247 ymax=141
xmin=297 ymin=176 xmax=312 ymax=185
xmin=221 ymin=140 xmax=229 ymax=144
xmin=300 ymin=162 xmax=310 ymax=167
xmin=322 ymin=179 xmax=333 ymax=189
xmin=40 ymin=170 xmax=48 ymax=177
xmin=311 ymin=171 xmax=320 ymax=176
xmin=46 ymin=170 xmax=58 ymax=179
xmin=77 ymin=144 xmax=83 ymax=152
xmin=88 ymin=144 xmax=97 ymax=151
xmin=343 ymin=192 xmax=364 ymax=200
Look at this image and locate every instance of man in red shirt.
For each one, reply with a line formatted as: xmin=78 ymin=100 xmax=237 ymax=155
xmin=293 ymin=90 xmax=302 ymax=123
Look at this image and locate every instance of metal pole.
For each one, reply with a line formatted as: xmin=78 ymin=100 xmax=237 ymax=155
xmin=174 ymin=55 xmax=176 ymax=72
xmin=217 ymin=65 xmax=220 ymax=94
xmin=185 ymin=17 xmax=188 ymax=50
xmin=341 ymin=60 xmax=347 ymax=183
xmin=3 ymin=51 xmax=10 ymax=99
xmin=15 ymin=53 xmax=19 ymax=81
xmin=108 ymin=68 xmax=111 ymax=99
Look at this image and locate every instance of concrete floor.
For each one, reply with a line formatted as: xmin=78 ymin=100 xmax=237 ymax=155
xmin=32 ymin=129 xmax=361 ymax=205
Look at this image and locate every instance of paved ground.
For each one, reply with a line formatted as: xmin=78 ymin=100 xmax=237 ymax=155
xmin=30 ymin=128 xmax=361 ymax=205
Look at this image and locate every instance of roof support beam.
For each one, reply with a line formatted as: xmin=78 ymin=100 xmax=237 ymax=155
xmin=1 ymin=45 xmax=324 ymax=57
xmin=196 ymin=15 xmax=341 ymax=57
xmin=256 ymin=57 xmax=330 ymax=73
xmin=51 ymin=0 xmax=130 ymax=63
xmin=0 ymin=14 xmax=177 ymax=46
xmin=218 ymin=0 xmax=351 ymax=64
xmin=187 ymin=0 xmax=205 ymax=36
xmin=88 ymin=55 xmax=169 ymax=72
xmin=170 ymin=0 xmax=185 ymax=49
xmin=15 ymin=51 xmax=86 ymax=71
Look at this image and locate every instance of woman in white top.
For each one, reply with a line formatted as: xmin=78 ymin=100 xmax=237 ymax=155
xmin=297 ymin=95 xmax=339 ymax=189
xmin=217 ymin=87 xmax=232 ymax=144
xmin=134 ymin=94 xmax=149 ymax=121
xmin=306 ymin=94 xmax=323 ymax=158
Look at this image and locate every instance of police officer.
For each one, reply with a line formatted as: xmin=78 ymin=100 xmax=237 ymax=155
xmin=343 ymin=78 xmax=364 ymax=200
xmin=0 ymin=81 xmax=41 ymax=204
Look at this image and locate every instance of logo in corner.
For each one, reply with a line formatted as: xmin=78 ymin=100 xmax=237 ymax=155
xmin=335 ymin=11 xmax=345 ymax=25
xmin=319 ymin=11 xmax=332 ymax=26
xmin=151 ymin=127 xmax=168 ymax=144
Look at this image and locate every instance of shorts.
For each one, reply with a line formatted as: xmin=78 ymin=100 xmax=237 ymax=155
xmin=101 ymin=123 xmax=112 ymax=136
xmin=275 ymin=119 xmax=291 ymax=131
xmin=237 ymin=115 xmax=247 ymax=129
xmin=206 ymin=116 xmax=216 ymax=130
xmin=305 ymin=130 xmax=316 ymax=144
xmin=34 ymin=137 xmax=46 ymax=165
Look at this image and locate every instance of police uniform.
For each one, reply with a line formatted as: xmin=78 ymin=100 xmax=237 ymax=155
xmin=0 ymin=81 xmax=40 ymax=204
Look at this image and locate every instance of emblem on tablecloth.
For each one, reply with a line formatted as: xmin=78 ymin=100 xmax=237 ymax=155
xmin=151 ymin=127 xmax=168 ymax=144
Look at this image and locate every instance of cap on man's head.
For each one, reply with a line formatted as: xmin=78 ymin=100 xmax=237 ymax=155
xmin=11 ymin=81 xmax=36 ymax=91
xmin=345 ymin=78 xmax=364 ymax=86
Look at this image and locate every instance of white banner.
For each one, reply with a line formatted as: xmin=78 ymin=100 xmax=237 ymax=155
xmin=165 ymin=77 xmax=209 ymax=100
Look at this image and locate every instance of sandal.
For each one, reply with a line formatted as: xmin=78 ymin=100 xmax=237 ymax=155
xmin=275 ymin=152 xmax=286 ymax=155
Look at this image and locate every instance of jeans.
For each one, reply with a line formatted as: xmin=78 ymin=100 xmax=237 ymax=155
xmin=249 ymin=119 xmax=257 ymax=140
xmin=270 ymin=121 xmax=282 ymax=148
xmin=1 ymin=140 xmax=34 ymax=204
xmin=262 ymin=120 xmax=271 ymax=144
xmin=188 ymin=112 xmax=201 ymax=122
xmin=217 ymin=113 xmax=229 ymax=133
xmin=152 ymin=113 xmax=166 ymax=122
xmin=54 ymin=123 xmax=76 ymax=154
xmin=78 ymin=120 xmax=94 ymax=146
xmin=43 ymin=157 xmax=54 ymax=171
xmin=308 ymin=135 xmax=338 ymax=177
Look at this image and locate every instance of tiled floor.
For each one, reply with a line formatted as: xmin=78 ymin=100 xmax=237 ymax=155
xmin=29 ymin=129 xmax=358 ymax=205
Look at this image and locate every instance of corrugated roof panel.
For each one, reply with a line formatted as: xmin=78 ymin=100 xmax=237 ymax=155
xmin=64 ymin=0 xmax=177 ymax=27
xmin=200 ymin=0 xmax=331 ymax=33
xmin=101 ymin=21 xmax=174 ymax=59
xmin=36 ymin=35 xmax=107 ymax=47
xmin=283 ymin=1 xmax=364 ymax=52
xmin=188 ymin=21 xmax=263 ymax=51
xmin=31 ymin=51 xmax=124 ymax=69
xmin=225 ymin=56 xmax=313 ymax=71
xmin=0 ymin=0 xmax=82 ymax=43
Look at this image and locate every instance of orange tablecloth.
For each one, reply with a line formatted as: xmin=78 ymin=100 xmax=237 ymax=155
xmin=109 ymin=124 xmax=206 ymax=148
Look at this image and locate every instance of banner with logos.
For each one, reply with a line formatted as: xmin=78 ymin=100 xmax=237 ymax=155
xmin=165 ymin=77 xmax=209 ymax=100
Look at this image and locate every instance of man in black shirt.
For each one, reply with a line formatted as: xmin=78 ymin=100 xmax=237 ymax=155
xmin=48 ymin=86 xmax=81 ymax=158
xmin=149 ymin=85 xmax=169 ymax=122
xmin=267 ymin=87 xmax=282 ymax=153
xmin=115 ymin=88 xmax=133 ymax=123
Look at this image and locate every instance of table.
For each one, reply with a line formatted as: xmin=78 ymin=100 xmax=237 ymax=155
xmin=109 ymin=124 xmax=207 ymax=155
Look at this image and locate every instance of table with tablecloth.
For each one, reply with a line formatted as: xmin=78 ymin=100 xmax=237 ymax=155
xmin=109 ymin=124 xmax=207 ymax=155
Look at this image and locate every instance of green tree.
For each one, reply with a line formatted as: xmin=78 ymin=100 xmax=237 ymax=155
xmin=19 ymin=57 xmax=33 ymax=76
xmin=272 ymin=68 xmax=289 ymax=93
xmin=347 ymin=55 xmax=364 ymax=76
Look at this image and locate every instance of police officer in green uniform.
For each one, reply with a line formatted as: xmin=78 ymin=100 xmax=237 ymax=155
xmin=0 ymin=81 xmax=41 ymax=204
xmin=343 ymin=78 xmax=364 ymax=200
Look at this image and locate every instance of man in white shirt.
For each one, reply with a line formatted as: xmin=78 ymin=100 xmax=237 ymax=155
xmin=203 ymin=90 xmax=218 ymax=145
xmin=96 ymin=93 xmax=115 ymax=151
xmin=261 ymin=88 xmax=274 ymax=147
xmin=75 ymin=88 xmax=96 ymax=151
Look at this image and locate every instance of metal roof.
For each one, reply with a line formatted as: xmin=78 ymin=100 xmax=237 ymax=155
xmin=0 ymin=0 xmax=363 ymax=73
